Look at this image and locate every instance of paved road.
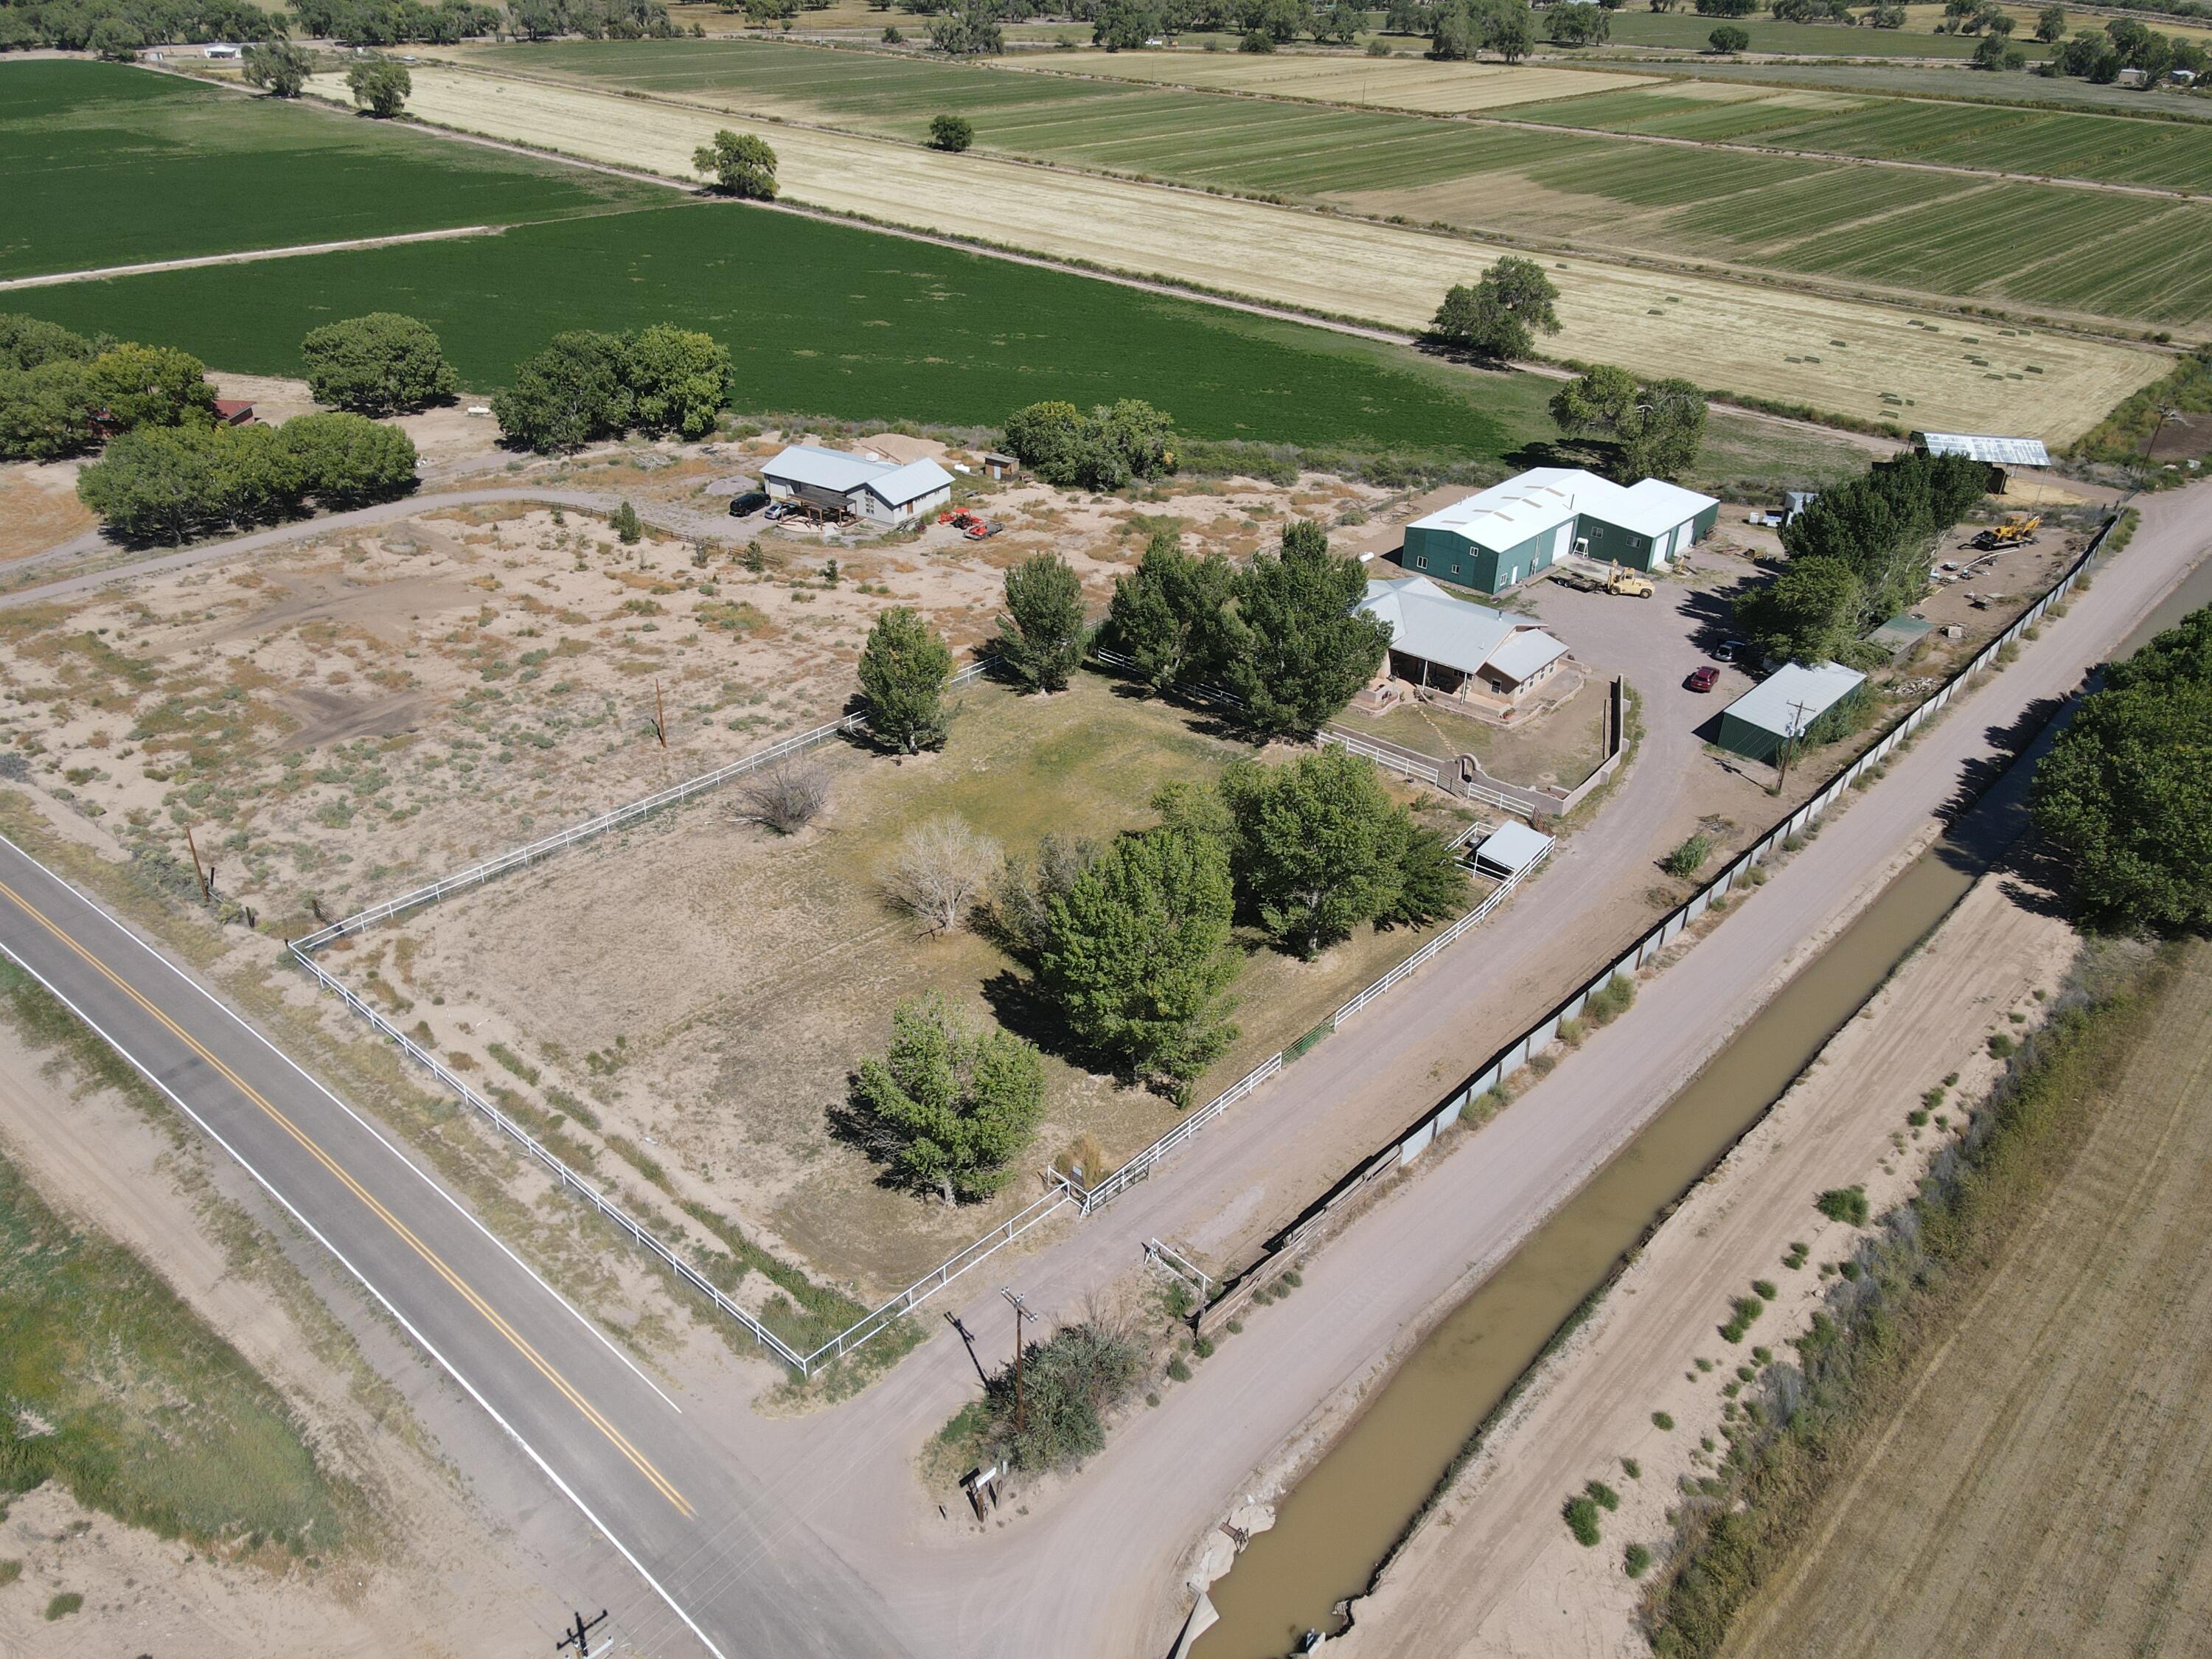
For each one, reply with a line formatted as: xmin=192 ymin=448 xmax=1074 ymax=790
xmin=4 ymin=482 xmax=2205 ymax=1659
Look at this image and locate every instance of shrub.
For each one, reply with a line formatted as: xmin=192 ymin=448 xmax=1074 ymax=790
xmin=1565 ymin=1495 xmax=1603 ymax=1545
xmin=1989 ymin=1032 xmax=2016 ymax=1059
xmin=1192 ymin=1335 xmax=1214 ymax=1359
xmin=1623 ymin=1457 xmax=1641 ymax=1480
xmin=1653 ymin=1411 xmax=1675 ymax=1430
xmin=1587 ymin=1479 xmax=1621 ymax=1511
xmin=981 ymin=1320 xmax=1144 ymax=1471
xmin=1750 ymin=1279 xmax=1776 ymax=1301
xmin=1586 ymin=974 xmax=1635 ymax=1026
xmin=1662 ymin=833 xmax=1713 ymax=880
xmin=885 ymin=815 xmax=1000 ymax=935
xmin=1815 ymin=1185 xmax=1870 ymax=1225
xmin=1625 ymin=1543 xmax=1652 ymax=1578
xmin=44 ymin=1592 xmax=83 ymax=1620
xmin=733 ymin=757 xmax=831 ymax=834
xmin=1166 ymin=1354 xmax=1192 ymax=1382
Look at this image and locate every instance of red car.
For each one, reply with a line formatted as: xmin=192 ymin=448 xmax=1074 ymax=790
xmin=1686 ymin=666 xmax=1720 ymax=693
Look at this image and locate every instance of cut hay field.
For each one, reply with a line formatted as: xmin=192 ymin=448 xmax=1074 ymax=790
xmin=1577 ymin=9 xmax=2052 ymax=57
xmin=454 ymin=43 xmax=2212 ymax=329
xmin=362 ymin=65 xmax=2166 ymax=435
xmin=1513 ymin=78 xmax=2212 ymax=194
xmin=1002 ymin=47 xmax=1654 ymax=111
xmin=1716 ymin=941 xmax=2212 ymax=1659
xmin=0 ymin=59 xmax=661 ymax=280
xmin=1634 ymin=55 xmax=2212 ymax=112
xmin=4 ymin=197 xmax=1547 ymax=458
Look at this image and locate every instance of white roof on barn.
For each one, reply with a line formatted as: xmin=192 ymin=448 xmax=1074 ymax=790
xmin=1723 ymin=660 xmax=1867 ymax=739
xmin=1475 ymin=821 xmax=1553 ymax=876
xmin=1410 ymin=468 xmax=1716 ymax=549
xmin=865 ymin=457 xmax=955 ymax=506
xmin=1356 ymin=574 xmax=1567 ymax=681
xmin=1914 ymin=432 xmax=2051 ymax=467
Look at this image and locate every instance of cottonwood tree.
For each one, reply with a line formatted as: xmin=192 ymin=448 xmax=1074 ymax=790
xmin=692 ymin=129 xmax=779 ymax=198
xmin=1040 ymin=826 xmax=1240 ymax=1097
xmin=928 ymin=113 xmax=975 ymax=151
xmin=859 ymin=606 xmax=955 ymax=752
xmin=1092 ymin=0 xmax=1161 ymax=47
xmin=300 ymin=313 xmax=458 ymax=415
xmin=76 ymin=414 xmax=416 ymax=542
xmin=1549 ymin=367 xmax=1708 ymax=481
xmin=886 ymin=815 xmax=1001 ymax=933
xmin=1707 ymin=22 xmax=1747 ymax=50
xmin=1732 ymin=554 xmax=1862 ymax=666
xmin=243 ymin=40 xmax=312 ymax=96
xmin=995 ymin=552 xmax=1089 ymax=692
xmin=991 ymin=833 xmax=1101 ymax=959
xmin=492 ymin=330 xmax=632 ymax=453
xmin=1429 ymin=256 xmax=1562 ymax=363
xmin=1224 ymin=520 xmax=1391 ymax=738
xmin=1001 ymin=398 xmax=1177 ymax=490
xmin=1 ymin=333 xmax=216 ymax=462
xmin=1103 ymin=529 xmax=1237 ymax=694
xmin=2032 ymin=668 xmax=2212 ymax=932
xmin=849 ymin=992 xmax=1046 ymax=1203
xmin=1218 ymin=751 xmax=1462 ymax=957
xmin=345 ymin=57 xmax=411 ymax=116
xmin=623 ymin=323 xmax=730 ymax=438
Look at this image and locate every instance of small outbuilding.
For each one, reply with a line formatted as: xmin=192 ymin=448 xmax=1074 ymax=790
xmin=211 ymin=398 xmax=257 ymax=426
xmin=1911 ymin=431 xmax=2050 ymax=494
xmin=1354 ymin=574 xmax=1571 ymax=715
xmin=1472 ymin=821 xmax=1554 ymax=880
xmin=759 ymin=444 xmax=954 ymax=527
xmin=1400 ymin=468 xmax=1719 ymax=594
xmin=1715 ymin=661 xmax=1867 ymax=765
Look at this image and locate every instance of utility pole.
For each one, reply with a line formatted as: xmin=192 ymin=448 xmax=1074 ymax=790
xmin=1774 ymin=699 xmax=1812 ymax=793
xmin=554 ymin=1609 xmax=608 ymax=1658
xmin=184 ymin=825 xmax=211 ymax=901
xmin=944 ymin=1310 xmax=988 ymax=1386
xmin=1000 ymin=1287 xmax=1030 ymax=1438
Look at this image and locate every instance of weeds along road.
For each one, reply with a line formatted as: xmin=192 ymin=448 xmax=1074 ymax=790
xmin=0 ymin=481 xmax=2204 ymax=1659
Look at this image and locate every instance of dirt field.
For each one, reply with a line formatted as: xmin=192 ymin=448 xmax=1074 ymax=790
xmin=0 ymin=436 xmax=1385 ymax=922
xmin=355 ymin=67 xmax=2166 ymax=438
xmin=1717 ymin=938 xmax=2212 ymax=1659
xmin=383 ymin=668 xmax=1469 ymax=1297
xmin=0 ymin=461 xmax=94 ymax=564
xmin=1004 ymin=50 xmax=1653 ymax=111
xmin=1333 ymin=857 xmax=2085 ymax=1658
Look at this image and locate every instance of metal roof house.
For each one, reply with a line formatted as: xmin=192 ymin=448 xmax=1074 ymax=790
xmin=1355 ymin=574 xmax=1571 ymax=714
xmin=1400 ymin=468 xmax=1719 ymax=594
xmin=759 ymin=445 xmax=954 ymax=527
xmin=1716 ymin=661 xmax=1867 ymax=765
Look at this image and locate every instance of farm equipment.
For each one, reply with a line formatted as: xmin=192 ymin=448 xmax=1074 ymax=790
xmin=1971 ymin=513 xmax=2041 ymax=551
xmin=937 ymin=509 xmax=1002 ymax=539
xmin=1557 ymin=558 xmax=1655 ymax=598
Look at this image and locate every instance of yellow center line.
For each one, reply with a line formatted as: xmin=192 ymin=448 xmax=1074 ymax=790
xmin=0 ymin=876 xmax=694 ymax=1519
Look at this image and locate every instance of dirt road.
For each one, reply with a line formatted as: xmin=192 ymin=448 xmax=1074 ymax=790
xmin=1329 ymin=859 xmax=2083 ymax=1657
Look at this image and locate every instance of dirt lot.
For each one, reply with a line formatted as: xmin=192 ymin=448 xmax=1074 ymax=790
xmin=0 ymin=445 xmax=1385 ymax=924
xmin=383 ymin=668 xmax=1470 ymax=1298
xmin=1334 ymin=855 xmax=2085 ymax=1658
xmin=1719 ymin=937 xmax=2212 ymax=1659
xmin=367 ymin=65 xmax=2163 ymax=438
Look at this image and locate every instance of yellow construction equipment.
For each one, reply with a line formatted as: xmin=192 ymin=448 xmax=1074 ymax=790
xmin=1972 ymin=513 xmax=2041 ymax=551
xmin=1605 ymin=563 xmax=1656 ymax=598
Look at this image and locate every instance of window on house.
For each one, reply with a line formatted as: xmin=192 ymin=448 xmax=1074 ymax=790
xmin=1415 ymin=554 xmax=1428 ymax=569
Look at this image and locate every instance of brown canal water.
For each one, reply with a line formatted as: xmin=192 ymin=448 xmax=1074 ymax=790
xmin=1194 ymin=549 xmax=2212 ymax=1659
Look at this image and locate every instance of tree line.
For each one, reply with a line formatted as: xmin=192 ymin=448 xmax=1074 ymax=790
xmin=2034 ymin=602 xmax=2212 ymax=934
xmin=1732 ymin=452 xmax=1989 ymax=667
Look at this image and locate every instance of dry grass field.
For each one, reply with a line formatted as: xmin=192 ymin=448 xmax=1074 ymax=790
xmin=1003 ymin=49 xmax=1655 ymax=111
xmin=1718 ymin=939 xmax=2212 ymax=1659
xmin=361 ymin=67 xmax=2166 ymax=437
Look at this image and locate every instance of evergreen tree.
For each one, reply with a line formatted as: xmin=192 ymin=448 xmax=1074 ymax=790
xmin=995 ymin=552 xmax=1089 ymax=692
xmin=859 ymin=607 xmax=955 ymax=753
xmin=849 ymin=993 xmax=1046 ymax=1203
xmin=1224 ymin=521 xmax=1390 ymax=738
xmin=1219 ymin=750 xmax=1405 ymax=956
xmin=1105 ymin=529 xmax=1236 ymax=693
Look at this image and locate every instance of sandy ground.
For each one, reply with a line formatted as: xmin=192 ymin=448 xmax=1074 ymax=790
xmin=346 ymin=66 xmax=2163 ymax=439
xmin=1329 ymin=852 xmax=2083 ymax=1658
xmin=1719 ymin=939 xmax=2212 ymax=1659
xmin=0 ymin=463 xmax=94 ymax=565
xmin=0 ymin=1022 xmax=552 ymax=1659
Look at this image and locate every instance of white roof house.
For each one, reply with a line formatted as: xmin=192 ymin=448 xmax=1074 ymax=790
xmin=759 ymin=444 xmax=955 ymax=526
xmin=1357 ymin=574 xmax=1569 ymax=700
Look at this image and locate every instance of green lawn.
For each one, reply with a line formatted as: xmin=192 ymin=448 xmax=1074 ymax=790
xmin=0 ymin=964 xmax=357 ymax=1551
xmin=0 ymin=58 xmax=664 ymax=279
xmin=455 ymin=39 xmax=2212 ymax=325
xmin=4 ymin=200 xmax=1556 ymax=457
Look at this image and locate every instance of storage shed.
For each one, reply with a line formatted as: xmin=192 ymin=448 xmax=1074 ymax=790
xmin=1912 ymin=431 xmax=2050 ymax=494
xmin=759 ymin=445 xmax=953 ymax=526
xmin=1399 ymin=468 xmax=1719 ymax=593
xmin=1715 ymin=661 xmax=1867 ymax=765
xmin=1472 ymin=821 xmax=1554 ymax=880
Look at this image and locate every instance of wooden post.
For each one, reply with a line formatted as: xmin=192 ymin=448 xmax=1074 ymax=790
xmin=184 ymin=825 xmax=210 ymax=900
xmin=653 ymin=678 xmax=667 ymax=749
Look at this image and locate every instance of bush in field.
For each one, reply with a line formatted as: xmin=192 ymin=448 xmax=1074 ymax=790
xmin=345 ymin=57 xmax=411 ymax=116
xmin=1039 ymin=826 xmax=1240 ymax=1096
xmin=1815 ymin=1184 xmax=1869 ymax=1225
xmin=886 ymin=816 xmax=1000 ymax=935
xmin=733 ymin=757 xmax=831 ymax=835
xmin=1662 ymin=834 xmax=1712 ymax=879
xmin=928 ymin=113 xmax=975 ymax=151
xmin=300 ymin=313 xmax=458 ymax=415
xmin=1222 ymin=520 xmax=1391 ymax=738
xmin=1707 ymin=22 xmax=1748 ymax=49
xmin=1565 ymin=1494 xmax=1603 ymax=1545
xmin=1102 ymin=528 xmax=1238 ymax=694
xmin=848 ymin=992 xmax=1044 ymax=1203
xmin=859 ymin=607 xmax=955 ymax=753
xmin=1427 ymin=256 xmax=1560 ymax=363
xmin=995 ymin=552 xmax=1089 ymax=692
xmin=981 ymin=1320 xmax=1145 ymax=1470
xmin=692 ymin=128 xmax=779 ymax=198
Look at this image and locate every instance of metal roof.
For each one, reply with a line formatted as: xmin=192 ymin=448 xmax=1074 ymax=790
xmin=1603 ymin=477 xmax=1719 ymax=539
xmin=1475 ymin=821 xmax=1553 ymax=876
xmin=864 ymin=458 xmax=954 ymax=506
xmin=761 ymin=444 xmax=897 ymax=495
xmin=1485 ymin=628 xmax=1571 ymax=685
xmin=1410 ymin=468 xmax=1717 ymax=548
xmin=1722 ymin=661 xmax=1866 ymax=739
xmin=1357 ymin=574 xmax=1565 ymax=681
xmin=1913 ymin=432 xmax=2051 ymax=467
